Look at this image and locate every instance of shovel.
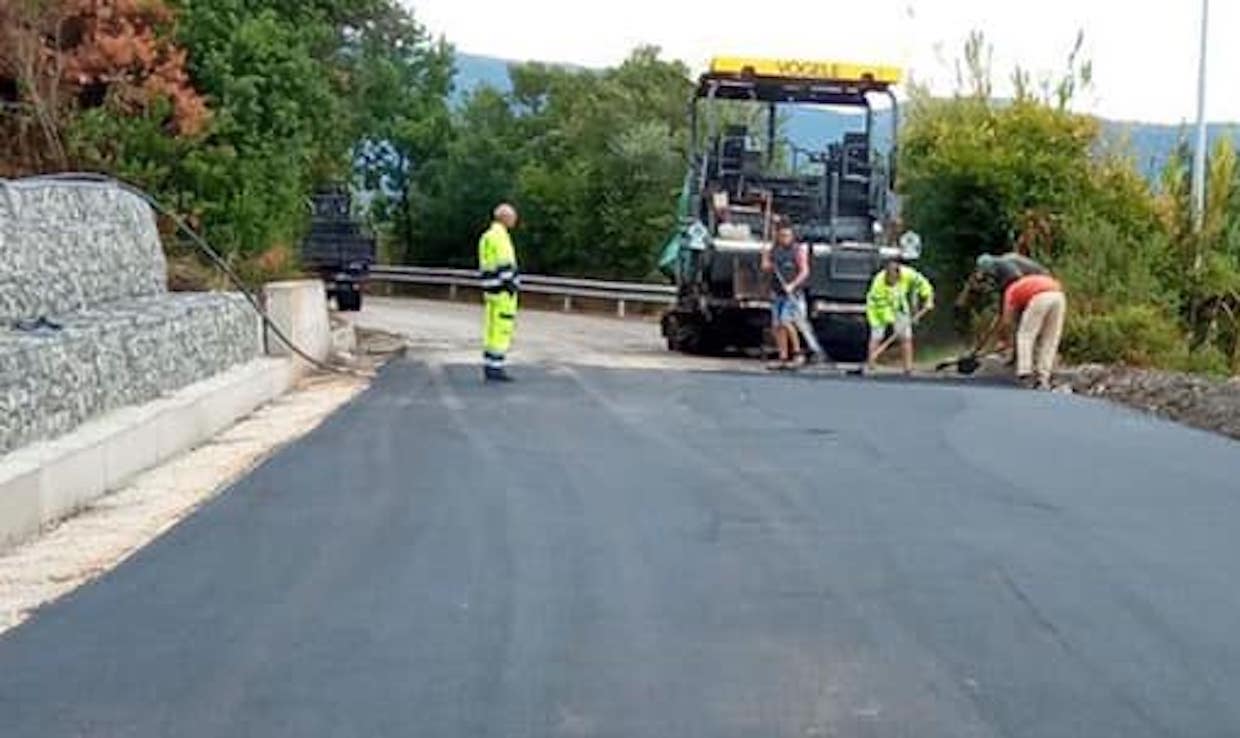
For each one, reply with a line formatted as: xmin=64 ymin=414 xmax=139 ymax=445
xmin=864 ymin=304 xmax=932 ymax=367
xmin=772 ymin=268 xmax=826 ymax=362
xmin=935 ymin=353 xmax=982 ymax=375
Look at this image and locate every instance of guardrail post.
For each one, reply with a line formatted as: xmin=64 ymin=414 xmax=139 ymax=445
xmin=562 ymin=296 xmax=572 ymax=312
xmin=616 ymin=299 xmax=627 ymax=318
xmin=448 ymin=284 xmax=458 ymax=301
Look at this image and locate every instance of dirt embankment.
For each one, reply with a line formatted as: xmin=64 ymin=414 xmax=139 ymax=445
xmin=1068 ymin=365 xmax=1240 ymax=441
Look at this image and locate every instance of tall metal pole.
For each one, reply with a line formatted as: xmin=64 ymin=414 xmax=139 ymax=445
xmin=1192 ymin=0 xmax=1210 ymax=233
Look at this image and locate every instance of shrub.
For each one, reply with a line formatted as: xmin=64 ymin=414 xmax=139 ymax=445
xmin=1178 ymin=346 xmax=1231 ymax=377
xmin=1050 ymin=212 xmax=1175 ymax=314
xmin=1061 ymin=305 xmax=1185 ymax=367
xmin=901 ymin=32 xmax=1240 ymax=376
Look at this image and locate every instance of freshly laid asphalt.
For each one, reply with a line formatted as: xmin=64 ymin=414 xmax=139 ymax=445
xmin=2 ymin=360 xmax=1239 ymax=737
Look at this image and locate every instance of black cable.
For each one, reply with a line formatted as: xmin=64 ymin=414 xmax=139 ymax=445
xmin=9 ymin=172 xmax=365 ymax=376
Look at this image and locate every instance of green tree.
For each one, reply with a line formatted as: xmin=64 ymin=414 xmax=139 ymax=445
xmin=347 ymin=2 xmax=453 ymax=255
xmin=901 ymin=31 xmax=1240 ymax=373
xmin=898 ymin=32 xmax=1221 ymax=369
xmin=900 ymin=31 xmax=1098 ymax=288
xmin=1160 ymin=137 xmax=1240 ymax=368
xmin=407 ymin=86 xmax=522 ymax=266
xmin=2 ymin=0 xmax=453 ymax=281
xmin=406 ymin=47 xmax=692 ymax=278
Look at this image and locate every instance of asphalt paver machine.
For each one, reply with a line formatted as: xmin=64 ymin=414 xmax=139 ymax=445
xmin=660 ymin=57 xmax=923 ymax=360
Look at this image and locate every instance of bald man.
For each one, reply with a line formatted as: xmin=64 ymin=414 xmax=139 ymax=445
xmin=478 ymin=204 xmax=520 ymax=381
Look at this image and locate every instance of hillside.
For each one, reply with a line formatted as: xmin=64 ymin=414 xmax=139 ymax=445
xmin=1101 ymin=121 xmax=1239 ymax=177
xmin=454 ymin=54 xmax=1237 ymax=179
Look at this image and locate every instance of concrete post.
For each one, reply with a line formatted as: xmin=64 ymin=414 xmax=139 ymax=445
xmin=263 ymin=280 xmax=331 ymax=378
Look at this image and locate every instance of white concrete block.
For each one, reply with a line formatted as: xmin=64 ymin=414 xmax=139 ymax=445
xmin=258 ymin=359 xmax=295 ymax=403
xmin=263 ymin=280 xmax=330 ymax=376
xmin=331 ymin=321 xmax=357 ymax=357
xmin=102 ymin=415 xmax=163 ymax=492
xmin=0 ymin=459 xmax=44 ymax=547
xmin=37 ymin=437 xmax=106 ymax=521
xmin=152 ymin=401 xmax=206 ymax=464
xmin=197 ymin=364 xmax=266 ymax=437
xmin=265 ymin=360 xmax=294 ymax=397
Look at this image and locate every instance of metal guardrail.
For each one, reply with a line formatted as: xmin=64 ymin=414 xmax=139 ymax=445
xmin=368 ymin=265 xmax=676 ymax=316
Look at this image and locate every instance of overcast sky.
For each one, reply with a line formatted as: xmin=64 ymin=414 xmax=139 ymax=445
xmin=409 ymin=0 xmax=1235 ymax=124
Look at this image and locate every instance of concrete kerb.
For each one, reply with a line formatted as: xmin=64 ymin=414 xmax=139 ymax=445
xmin=0 ymin=358 xmax=295 ymax=549
xmin=0 ymin=460 xmax=42 ymax=548
xmin=0 ymin=278 xmax=332 ymax=549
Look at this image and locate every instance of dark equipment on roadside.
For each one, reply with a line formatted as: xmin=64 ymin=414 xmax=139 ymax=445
xmin=936 ymin=353 xmax=982 ymax=375
xmin=658 ymin=57 xmax=924 ymax=361
xmin=300 ymin=185 xmax=376 ymax=312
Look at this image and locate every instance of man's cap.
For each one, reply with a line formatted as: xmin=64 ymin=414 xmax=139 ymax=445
xmin=976 ymin=253 xmax=997 ymax=271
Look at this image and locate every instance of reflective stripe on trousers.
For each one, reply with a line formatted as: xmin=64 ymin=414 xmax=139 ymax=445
xmin=482 ymin=291 xmax=518 ymax=365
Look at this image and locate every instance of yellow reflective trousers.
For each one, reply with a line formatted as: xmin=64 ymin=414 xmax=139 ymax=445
xmin=483 ymin=292 xmax=518 ymax=368
xmin=478 ymin=221 xmax=519 ymax=368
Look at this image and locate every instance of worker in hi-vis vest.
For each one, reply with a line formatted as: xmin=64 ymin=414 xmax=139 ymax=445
xmin=478 ymin=203 xmax=520 ymax=382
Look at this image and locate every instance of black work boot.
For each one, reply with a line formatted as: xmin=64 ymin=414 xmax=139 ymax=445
xmin=484 ymin=366 xmax=514 ymax=383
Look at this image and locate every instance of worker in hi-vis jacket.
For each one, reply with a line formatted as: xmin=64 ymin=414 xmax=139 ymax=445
xmin=478 ymin=203 xmax=520 ymax=382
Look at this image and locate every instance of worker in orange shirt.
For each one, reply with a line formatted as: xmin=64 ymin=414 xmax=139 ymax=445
xmin=977 ymin=272 xmax=1067 ymax=389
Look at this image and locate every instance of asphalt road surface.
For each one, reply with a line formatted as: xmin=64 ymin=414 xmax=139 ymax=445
xmin=3 ymin=359 xmax=1239 ymax=737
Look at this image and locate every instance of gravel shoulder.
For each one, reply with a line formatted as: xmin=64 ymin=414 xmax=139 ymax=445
xmin=1068 ymin=364 xmax=1240 ymax=441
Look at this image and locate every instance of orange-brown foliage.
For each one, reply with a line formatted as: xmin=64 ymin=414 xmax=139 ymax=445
xmin=0 ymin=0 xmax=208 ymax=174
xmin=59 ymin=0 xmax=210 ymax=135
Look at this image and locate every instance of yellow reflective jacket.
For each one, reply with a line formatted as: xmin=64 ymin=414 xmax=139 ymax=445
xmin=866 ymin=266 xmax=934 ymax=325
xmin=478 ymin=222 xmax=517 ymax=271
xmin=478 ymin=221 xmax=518 ymax=293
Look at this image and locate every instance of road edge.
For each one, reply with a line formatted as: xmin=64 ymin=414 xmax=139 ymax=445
xmin=0 ymin=370 xmax=370 ymax=636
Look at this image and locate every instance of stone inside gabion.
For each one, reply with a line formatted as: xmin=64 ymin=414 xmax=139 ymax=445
xmin=0 ymin=179 xmax=261 ymax=456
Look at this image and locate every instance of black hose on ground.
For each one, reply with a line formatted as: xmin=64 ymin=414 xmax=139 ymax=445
xmin=10 ymin=172 xmax=366 ymax=377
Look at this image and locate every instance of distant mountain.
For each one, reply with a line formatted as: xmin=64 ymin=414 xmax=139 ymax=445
xmin=453 ymin=54 xmax=513 ymax=99
xmin=453 ymin=54 xmax=1237 ymax=180
xmin=452 ymin=53 xmax=592 ymax=101
xmin=1102 ymin=121 xmax=1239 ymax=178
